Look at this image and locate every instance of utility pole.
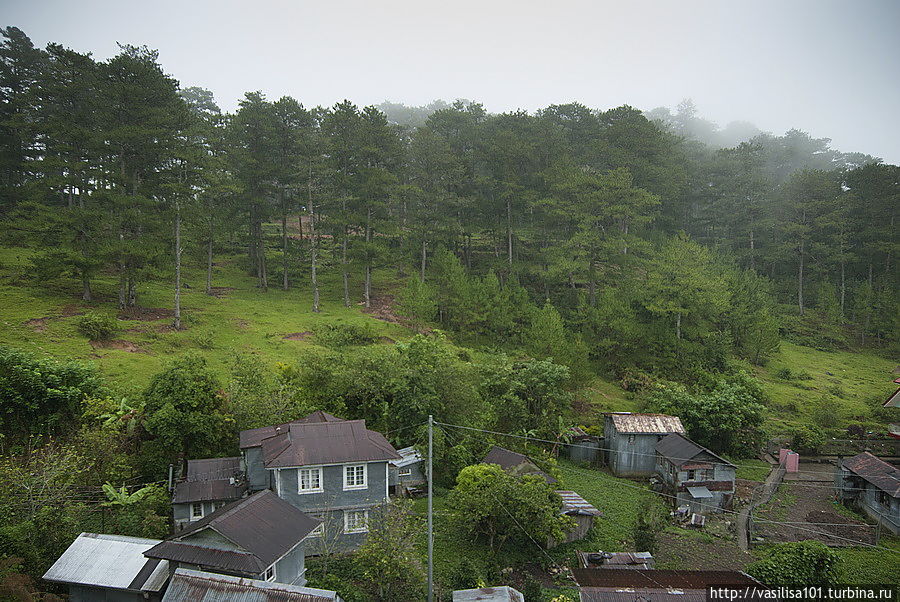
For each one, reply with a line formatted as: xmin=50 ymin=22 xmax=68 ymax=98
xmin=427 ymin=414 xmax=433 ymax=602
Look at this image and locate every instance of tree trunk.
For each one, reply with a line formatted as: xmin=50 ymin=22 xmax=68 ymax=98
xmin=506 ymin=197 xmax=513 ymax=265
xmin=676 ymin=312 xmax=682 ymax=340
xmin=206 ymin=222 xmax=213 ymax=296
xmin=282 ymin=196 xmax=289 ymax=292
xmin=309 ymin=166 xmax=320 ymax=313
xmin=420 ymin=239 xmax=427 ymax=281
xmin=797 ymin=239 xmax=805 ymax=316
xmin=840 ymin=259 xmax=846 ymax=317
xmin=82 ymin=275 xmax=92 ymax=302
xmin=364 ymin=207 xmax=372 ymax=309
xmin=341 ymin=226 xmax=349 ymax=308
xmin=174 ymin=199 xmax=182 ymax=330
xmin=749 ymin=228 xmax=755 ymax=271
xmin=127 ymin=277 xmax=136 ymax=307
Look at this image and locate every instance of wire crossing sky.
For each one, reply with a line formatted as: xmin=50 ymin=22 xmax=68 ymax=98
xmin=4 ymin=0 xmax=899 ymax=163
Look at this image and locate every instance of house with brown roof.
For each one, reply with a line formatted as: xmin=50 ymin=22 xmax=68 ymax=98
xmin=655 ymin=433 xmax=736 ymax=513
xmin=145 ymin=490 xmax=320 ymax=586
xmin=239 ymin=410 xmax=401 ymax=552
xmin=604 ymin=413 xmax=685 ymax=477
xmin=573 ymin=568 xmax=760 ymax=602
xmin=172 ymin=456 xmax=247 ymax=529
xmin=482 ymin=446 xmax=556 ymax=484
xmin=835 ymin=452 xmax=900 ymax=534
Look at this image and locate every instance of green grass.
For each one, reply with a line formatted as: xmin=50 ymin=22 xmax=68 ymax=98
xmin=0 ymin=246 xmax=412 ymax=396
xmin=834 ymin=536 xmax=900 ymax=585
xmin=751 ymin=341 xmax=896 ymax=435
xmin=730 ymin=458 xmax=771 ymax=482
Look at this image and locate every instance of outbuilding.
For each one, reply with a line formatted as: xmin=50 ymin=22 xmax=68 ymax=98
xmin=604 ymin=413 xmax=685 ymax=477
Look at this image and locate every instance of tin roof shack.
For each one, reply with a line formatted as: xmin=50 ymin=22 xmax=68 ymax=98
xmin=604 ymin=414 xmax=685 ymax=477
xmin=835 ymin=452 xmax=900 ymax=534
xmin=655 ymin=434 xmax=736 ymax=513
xmin=565 ymin=427 xmax=602 ymax=464
xmin=173 ymin=457 xmax=247 ymax=529
xmin=576 ymin=550 xmax=655 ymax=569
xmin=389 ymin=446 xmax=426 ymax=495
xmin=162 ymin=568 xmax=343 ymax=601
xmin=240 ymin=411 xmax=400 ymax=553
xmin=43 ymin=533 xmax=170 ymax=602
xmin=482 ymin=446 xmax=557 ymax=484
xmin=549 ymin=491 xmax=603 ymax=547
xmin=452 ymin=586 xmax=525 ymax=601
xmin=573 ymin=568 xmax=760 ymax=602
xmin=146 ymin=490 xmax=320 ymax=586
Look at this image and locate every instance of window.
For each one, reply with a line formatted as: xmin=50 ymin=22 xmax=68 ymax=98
xmin=191 ymin=502 xmax=204 ymax=519
xmin=262 ymin=564 xmax=276 ymax=582
xmin=309 ymin=522 xmax=324 ymax=537
xmin=299 ymin=467 xmax=323 ymax=493
xmin=344 ymin=509 xmax=368 ymax=533
xmin=344 ymin=464 xmax=367 ymax=490
xmin=627 ymin=435 xmax=635 ymax=445
xmin=686 ymin=470 xmax=698 ymax=481
xmin=399 ymin=467 xmax=412 ymax=477
xmin=876 ymin=491 xmax=890 ymax=509
xmin=213 ymin=501 xmax=226 ymax=510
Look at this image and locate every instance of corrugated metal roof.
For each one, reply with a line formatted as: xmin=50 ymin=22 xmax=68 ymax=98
xmin=391 ymin=446 xmax=423 ymax=468
xmin=655 ymin=433 xmax=735 ymax=468
xmin=843 ymin=452 xmax=900 ymax=497
xmin=262 ymin=420 xmax=400 ymax=468
xmin=173 ymin=479 xmax=247 ymax=504
xmin=240 ymin=411 xmax=345 ymax=449
xmin=556 ymin=490 xmax=603 ymax=517
xmin=573 ymin=568 xmax=759 ymax=588
xmin=884 ymin=388 xmax=900 ymax=408
xmin=579 ymin=587 xmax=707 ymax=602
xmin=188 ymin=457 xmax=242 ymax=481
xmin=452 ymin=586 xmax=525 ymax=601
xmin=146 ymin=491 xmax=320 ymax=572
xmin=687 ymin=486 xmax=713 ymax=499
xmin=482 ymin=446 xmax=557 ymax=484
xmin=162 ymin=568 xmax=341 ymax=602
xmin=608 ymin=413 xmax=685 ymax=435
xmin=43 ymin=533 xmax=169 ymax=592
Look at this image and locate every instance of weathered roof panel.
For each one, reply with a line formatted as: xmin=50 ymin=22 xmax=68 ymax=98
xmin=43 ymin=533 xmax=168 ymax=592
xmin=843 ymin=452 xmax=900 ymax=497
xmin=656 ymin=434 xmax=734 ymax=468
xmin=188 ymin=457 xmax=242 ymax=481
xmin=482 ymin=446 xmax=557 ymax=484
xmin=608 ymin=413 xmax=685 ymax=435
xmin=392 ymin=446 xmax=423 ymax=468
xmin=173 ymin=479 xmax=247 ymax=504
xmin=239 ymin=411 xmax=345 ymax=449
xmin=883 ymin=388 xmax=900 ymax=408
xmin=452 ymin=585 xmax=525 ymax=601
xmin=162 ymin=568 xmax=341 ymax=602
xmin=556 ymin=490 xmax=603 ymax=517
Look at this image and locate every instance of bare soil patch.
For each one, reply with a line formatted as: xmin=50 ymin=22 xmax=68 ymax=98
xmin=233 ymin=318 xmax=249 ymax=330
xmin=118 ymin=307 xmax=175 ymax=321
xmin=378 ymin=336 xmax=395 ymax=344
xmin=89 ymin=339 xmax=148 ymax=353
xmin=363 ymin=294 xmax=403 ymax=324
xmin=25 ymin=317 xmax=48 ymax=332
xmin=60 ymin=303 xmax=85 ymax=317
xmin=208 ymin=286 xmax=234 ymax=298
xmin=283 ymin=332 xmax=312 ymax=341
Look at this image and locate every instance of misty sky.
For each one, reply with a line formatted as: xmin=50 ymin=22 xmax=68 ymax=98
xmin=4 ymin=0 xmax=900 ymax=163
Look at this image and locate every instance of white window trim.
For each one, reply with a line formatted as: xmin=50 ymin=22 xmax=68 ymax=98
xmin=343 ymin=509 xmax=369 ymax=534
xmin=309 ymin=522 xmax=325 ymax=538
xmin=298 ymin=467 xmax=324 ymax=494
xmin=398 ymin=467 xmax=412 ymax=476
xmin=263 ymin=564 xmax=276 ymax=582
xmin=191 ymin=502 xmax=204 ymax=519
xmin=343 ymin=463 xmax=367 ymax=491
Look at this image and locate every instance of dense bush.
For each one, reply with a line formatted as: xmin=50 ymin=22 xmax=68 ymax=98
xmin=76 ymin=312 xmax=118 ymax=341
xmin=312 ymin=322 xmax=378 ymax=348
xmin=747 ymin=541 xmax=841 ymax=586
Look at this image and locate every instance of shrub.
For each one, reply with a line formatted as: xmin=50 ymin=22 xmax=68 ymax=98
xmin=747 ymin=541 xmax=841 ymax=586
xmin=76 ymin=312 xmax=118 ymax=341
xmin=790 ymin=424 xmax=826 ymax=454
xmin=312 ymin=322 xmax=378 ymax=348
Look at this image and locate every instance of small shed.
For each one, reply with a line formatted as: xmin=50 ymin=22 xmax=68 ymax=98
xmin=565 ymin=427 xmax=602 ymax=464
xmin=482 ymin=446 xmax=556 ymax=484
xmin=162 ymin=568 xmax=343 ymax=602
xmin=604 ymin=413 xmax=685 ymax=477
xmin=452 ymin=586 xmax=525 ymax=601
xmin=550 ymin=490 xmax=602 ymax=547
xmin=389 ymin=445 xmax=426 ymax=495
xmin=42 ymin=533 xmax=169 ymax=602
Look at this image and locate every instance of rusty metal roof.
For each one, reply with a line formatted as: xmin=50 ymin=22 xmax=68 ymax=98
xmin=573 ymin=568 xmax=759 ymax=588
xmin=262 ymin=420 xmax=400 ymax=468
xmin=146 ymin=491 xmax=320 ymax=573
xmin=556 ymin=490 xmax=602 ymax=517
xmin=482 ymin=446 xmax=557 ymax=484
xmin=188 ymin=457 xmax=242 ymax=481
xmin=843 ymin=452 xmax=900 ymax=497
xmin=607 ymin=413 xmax=685 ymax=434
xmin=656 ymin=434 xmax=734 ymax=468
xmin=162 ymin=568 xmax=341 ymax=601
xmin=173 ymin=479 xmax=248 ymax=504
xmin=43 ymin=533 xmax=169 ymax=592
xmin=240 ymin=411 xmax=345 ymax=449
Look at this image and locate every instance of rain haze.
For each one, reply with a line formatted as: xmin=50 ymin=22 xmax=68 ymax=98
xmin=4 ymin=0 xmax=900 ymax=161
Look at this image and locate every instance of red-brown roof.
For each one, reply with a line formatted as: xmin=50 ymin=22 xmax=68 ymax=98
xmin=842 ymin=452 xmax=900 ymax=497
xmin=262 ymin=420 xmax=400 ymax=468
xmin=239 ymin=410 xmax=345 ymax=449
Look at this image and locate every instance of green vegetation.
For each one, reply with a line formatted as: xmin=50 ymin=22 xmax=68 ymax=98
xmin=748 ymin=541 xmax=841 ymax=586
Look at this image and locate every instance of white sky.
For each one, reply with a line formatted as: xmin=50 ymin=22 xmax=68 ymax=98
xmin=4 ymin=0 xmax=900 ymax=162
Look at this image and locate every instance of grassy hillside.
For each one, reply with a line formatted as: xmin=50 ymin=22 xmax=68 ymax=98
xmin=0 ymin=244 xmax=895 ymax=435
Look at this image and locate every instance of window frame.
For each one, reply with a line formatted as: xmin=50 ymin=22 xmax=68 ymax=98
xmin=398 ymin=467 xmax=412 ymax=477
xmin=191 ymin=502 xmax=204 ymax=519
xmin=262 ymin=564 xmax=276 ymax=582
xmin=298 ymin=467 xmax=324 ymax=494
xmin=343 ymin=463 xmax=368 ymax=491
xmin=343 ymin=509 xmax=369 ymax=533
